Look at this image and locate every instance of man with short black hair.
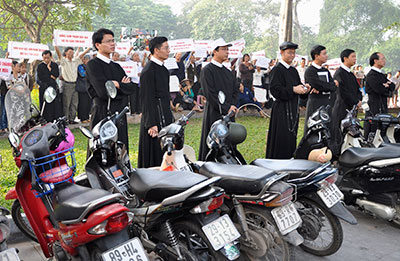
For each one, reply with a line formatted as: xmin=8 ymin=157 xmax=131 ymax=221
xmin=86 ymin=28 xmax=135 ymax=153
xmin=364 ymin=52 xmax=395 ymax=139
xmin=303 ymin=45 xmax=338 ymax=135
xmin=330 ymin=49 xmax=362 ymax=155
xmin=198 ymin=38 xmax=239 ymax=160
xmin=266 ymin=41 xmax=310 ymax=159
xmin=138 ymin=36 xmax=174 ymax=168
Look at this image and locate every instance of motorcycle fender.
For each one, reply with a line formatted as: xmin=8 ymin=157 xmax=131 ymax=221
xmin=5 ymin=188 xmax=18 ymax=200
xmin=282 ymin=230 xmax=304 ymax=246
xmin=190 ymin=211 xmax=221 ymax=226
xmin=304 ymin=193 xmax=358 ymax=225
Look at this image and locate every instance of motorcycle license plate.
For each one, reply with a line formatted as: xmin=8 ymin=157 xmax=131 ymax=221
xmin=202 ymin=214 xmax=241 ymax=251
xmin=271 ymin=202 xmax=302 ymax=235
xmin=317 ymin=183 xmax=344 ymax=208
xmin=101 ymin=237 xmax=148 ymax=261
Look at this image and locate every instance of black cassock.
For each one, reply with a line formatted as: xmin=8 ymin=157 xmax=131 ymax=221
xmin=331 ymin=66 xmax=362 ymax=155
xmin=138 ymin=60 xmax=174 ymax=168
xmin=364 ymin=68 xmax=395 ymax=138
xmin=266 ymin=62 xmax=303 ymax=159
xmin=198 ymin=62 xmax=238 ymax=161
xmin=86 ymin=57 xmax=135 ymax=152
xmin=304 ymin=64 xmax=336 ymax=135
xmin=37 ymin=62 xmax=63 ymax=122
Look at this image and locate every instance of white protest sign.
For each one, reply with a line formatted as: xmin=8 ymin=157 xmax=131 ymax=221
xmin=0 ymin=59 xmax=12 ymax=78
xmin=164 ymin=58 xmax=179 ymax=70
xmin=195 ymin=40 xmax=213 ymax=50
xmin=194 ymin=48 xmax=208 ymax=58
xmin=254 ymin=87 xmax=267 ymax=103
xmin=169 ymin=75 xmax=180 ymax=92
xmin=228 ymin=47 xmax=242 ymax=59
xmin=54 ymin=30 xmax=93 ymax=47
xmin=324 ymin=58 xmax=341 ymax=69
xmin=8 ymin=41 xmax=49 ymax=60
xmin=116 ymin=61 xmax=138 ymax=78
xmin=169 ymin=39 xmax=195 ymax=53
xmin=252 ymin=50 xmax=266 ymax=60
xmin=294 ymin=54 xmax=308 ymax=63
xmin=229 ymin=38 xmax=246 ymax=49
xmin=255 ymin=57 xmax=271 ymax=69
xmin=115 ymin=42 xmax=131 ymax=55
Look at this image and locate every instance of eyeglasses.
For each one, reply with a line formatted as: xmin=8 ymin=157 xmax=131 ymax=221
xmin=102 ymin=39 xmax=115 ymax=44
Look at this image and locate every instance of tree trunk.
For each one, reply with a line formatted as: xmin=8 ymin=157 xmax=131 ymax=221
xmin=293 ymin=0 xmax=302 ymax=43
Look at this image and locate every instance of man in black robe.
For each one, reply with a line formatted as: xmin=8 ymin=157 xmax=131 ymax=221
xmin=198 ymin=38 xmax=239 ymax=160
xmin=364 ymin=52 xmax=395 ymax=139
xmin=331 ymin=49 xmax=362 ymax=155
xmin=266 ymin=41 xmax=310 ymax=159
xmin=86 ymin=28 xmax=135 ymax=153
xmin=303 ymin=45 xmax=338 ymax=135
xmin=138 ymin=36 xmax=174 ymax=168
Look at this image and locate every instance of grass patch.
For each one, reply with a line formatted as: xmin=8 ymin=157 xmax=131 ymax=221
xmin=0 ymin=114 xmax=305 ymax=209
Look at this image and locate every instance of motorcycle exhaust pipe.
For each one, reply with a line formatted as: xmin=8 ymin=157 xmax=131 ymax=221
xmin=356 ymin=199 xmax=396 ymax=220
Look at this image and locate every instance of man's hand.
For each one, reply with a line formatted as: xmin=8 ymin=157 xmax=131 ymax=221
xmin=148 ymin=126 xmax=158 ymax=138
xmin=121 ymin=76 xmax=130 ymax=83
xmin=228 ymin=105 xmax=238 ymax=114
xmin=383 ymin=81 xmax=391 ymax=88
xmin=293 ymin=84 xmax=310 ymax=94
xmin=334 ymin=80 xmax=339 ymax=87
xmin=310 ymin=88 xmax=320 ymax=94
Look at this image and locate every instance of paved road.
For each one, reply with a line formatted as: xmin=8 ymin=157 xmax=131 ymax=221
xmin=7 ymin=206 xmax=400 ymax=261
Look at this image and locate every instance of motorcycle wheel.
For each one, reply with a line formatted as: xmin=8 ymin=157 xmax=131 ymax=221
xmin=296 ymin=198 xmax=343 ymax=256
xmin=173 ymin=220 xmax=226 ymax=261
xmin=235 ymin=205 xmax=294 ymax=261
xmin=11 ymin=199 xmax=38 ymax=242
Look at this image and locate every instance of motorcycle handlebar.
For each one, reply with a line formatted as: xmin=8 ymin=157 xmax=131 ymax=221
xmin=167 ymin=142 xmax=173 ymax=156
xmin=223 ymin=110 xmax=235 ymax=122
xmin=114 ymin=106 xmax=130 ymax=124
xmin=101 ymin=150 xmax=107 ymax=165
xmin=186 ymin=110 xmax=195 ymax=120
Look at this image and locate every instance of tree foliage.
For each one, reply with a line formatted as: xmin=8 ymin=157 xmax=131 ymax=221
xmin=0 ymin=0 xmax=108 ymax=46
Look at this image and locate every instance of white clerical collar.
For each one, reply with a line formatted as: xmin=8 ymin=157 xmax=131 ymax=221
xmin=97 ymin=53 xmax=111 ymax=64
xmin=279 ymin=60 xmax=291 ymax=69
xmin=211 ymin=59 xmax=223 ymax=68
xmin=340 ymin=64 xmax=351 ymax=73
xmin=312 ymin=62 xmax=322 ymax=70
xmin=150 ymin=56 xmax=164 ymax=66
xmin=371 ymin=66 xmax=382 ymax=74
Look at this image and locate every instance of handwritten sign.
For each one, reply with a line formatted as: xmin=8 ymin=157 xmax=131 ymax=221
xmin=170 ymin=75 xmax=180 ymax=92
xmin=252 ymin=50 xmax=266 ymax=59
xmin=115 ymin=42 xmax=131 ymax=56
xmin=228 ymin=47 xmax=242 ymax=59
xmin=229 ymin=38 xmax=246 ymax=49
xmin=164 ymin=58 xmax=179 ymax=70
xmin=116 ymin=61 xmax=138 ymax=78
xmin=255 ymin=57 xmax=271 ymax=69
xmin=54 ymin=30 xmax=93 ymax=47
xmin=8 ymin=41 xmax=49 ymax=60
xmin=254 ymin=87 xmax=267 ymax=103
xmin=169 ymin=39 xmax=195 ymax=53
xmin=0 ymin=59 xmax=12 ymax=78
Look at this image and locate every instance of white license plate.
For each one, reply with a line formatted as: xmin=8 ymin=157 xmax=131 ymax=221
xmin=271 ymin=202 xmax=302 ymax=235
xmin=102 ymin=237 xmax=148 ymax=261
xmin=317 ymin=183 xmax=344 ymax=208
xmin=202 ymin=214 xmax=241 ymax=251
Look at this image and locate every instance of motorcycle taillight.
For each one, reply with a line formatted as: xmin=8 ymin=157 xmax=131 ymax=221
xmin=190 ymin=195 xmax=224 ymax=214
xmin=264 ymin=181 xmax=294 ymax=207
xmin=319 ymin=172 xmax=338 ymax=187
xmin=106 ymin=212 xmax=129 ymax=234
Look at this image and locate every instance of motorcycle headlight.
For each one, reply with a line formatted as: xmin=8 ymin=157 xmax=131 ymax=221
xmin=100 ymin=121 xmax=118 ymax=143
xmin=206 ymin=122 xmax=229 ymax=149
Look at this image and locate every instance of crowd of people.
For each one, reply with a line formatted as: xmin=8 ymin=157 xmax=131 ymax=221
xmin=0 ymin=28 xmax=399 ymax=168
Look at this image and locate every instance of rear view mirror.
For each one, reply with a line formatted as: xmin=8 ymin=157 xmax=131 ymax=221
xmin=105 ymin=81 xmax=117 ymax=99
xmin=44 ymin=87 xmax=57 ymax=103
xmin=80 ymin=126 xmax=94 ymax=139
xmin=8 ymin=132 xmax=20 ymax=149
xmin=218 ymin=91 xmax=226 ymax=105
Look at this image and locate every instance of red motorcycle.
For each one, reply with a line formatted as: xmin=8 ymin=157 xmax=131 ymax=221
xmin=4 ymin=85 xmax=148 ymax=261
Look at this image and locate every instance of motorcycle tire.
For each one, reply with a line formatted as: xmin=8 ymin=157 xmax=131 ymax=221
xmin=234 ymin=205 xmax=294 ymax=261
xmin=296 ymin=198 xmax=343 ymax=256
xmin=11 ymin=199 xmax=38 ymax=242
xmin=173 ymin=220 xmax=227 ymax=261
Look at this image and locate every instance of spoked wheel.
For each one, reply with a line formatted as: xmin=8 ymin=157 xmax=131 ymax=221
xmin=11 ymin=199 xmax=38 ymax=242
xmin=296 ymin=198 xmax=343 ymax=256
xmin=173 ymin=220 xmax=227 ymax=261
xmin=236 ymin=205 xmax=294 ymax=261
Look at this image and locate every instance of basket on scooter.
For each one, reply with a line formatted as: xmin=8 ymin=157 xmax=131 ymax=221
xmin=28 ymin=147 xmax=76 ymax=197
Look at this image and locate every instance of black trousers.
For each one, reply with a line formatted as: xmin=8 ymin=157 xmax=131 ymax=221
xmin=129 ymin=83 xmax=140 ymax=114
xmin=78 ymin=91 xmax=92 ymax=121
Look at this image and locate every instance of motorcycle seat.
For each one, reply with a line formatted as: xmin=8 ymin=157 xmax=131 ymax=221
xmin=339 ymin=146 xmax=400 ymax=168
xmin=251 ymin=159 xmax=322 ymax=179
xmin=53 ymin=183 xmax=120 ymax=223
xmin=199 ymin=162 xmax=276 ymax=194
xmin=130 ymin=169 xmax=207 ymax=202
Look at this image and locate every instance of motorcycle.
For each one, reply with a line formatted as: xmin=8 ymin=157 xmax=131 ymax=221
xmin=156 ymin=109 xmax=303 ymax=260
xmin=294 ymin=105 xmax=400 ymax=228
xmin=79 ymin=81 xmax=241 ymax=260
xmin=4 ymin=84 xmax=147 ymax=261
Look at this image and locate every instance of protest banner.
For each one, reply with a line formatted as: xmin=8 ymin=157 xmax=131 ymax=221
xmin=0 ymin=59 xmax=12 ymax=78
xmin=169 ymin=39 xmax=195 ymax=53
xmin=54 ymin=30 xmax=93 ymax=47
xmin=164 ymin=58 xmax=179 ymax=70
xmin=255 ymin=57 xmax=271 ymax=68
xmin=228 ymin=47 xmax=243 ymax=59
xmin=8 ymin=41 xmax=49 ymax=60
xmin=254 ymin=87 xmax=267 ymax=103
xmin=194 ymin=48 xmax=208 ymax=58
xmin=229 ymin=38 xmax=246 ymax=49
xmin=294 ymin=54 xmax=308 ymax=63
xmin=194 ymin=40 xmax=213 ymax=50
xmin=324 ymin=58 xmax=341 ymax=70
xmin=115 ymin=42 xmax=131 ymax=56
xmin=116 ymin=61 xmax=138 ymax=78
xmin=170 ymin=75 xmax=180 ymax=92
xmin=251 ymin=50 xmax=266 ymax=59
